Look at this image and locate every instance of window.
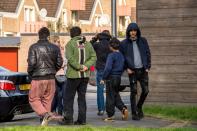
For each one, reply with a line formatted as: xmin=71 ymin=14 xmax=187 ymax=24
xmin=119 ymin=0 xmax=126 ymax=6
xmin=62 ymin=10 xmax=68 ymax=26
xmin=0 ymin=15 xmax=2 ymax=36
xmin=24 ymin=6 xmax=35 ymax=22
xmin=119 ymin=16 xmax=125 ymax=31
xmin=4 ymin=32 xmax=15 ymax=37
xmin=95 ymin=16 xmax=99 ymax=27
xmin=71 ymin=11 xmax=78 ymax=25
xmin=6 ymin=34 xmax=14 ymax=37
xmin=125 ymin=16 xmax=131 ymax=29
xmin=119 ymin=0 xmax=123 ymax=5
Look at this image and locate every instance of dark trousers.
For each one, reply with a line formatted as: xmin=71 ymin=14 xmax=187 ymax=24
xmin=106 ymin=76 xmax=125 ymax=117
xmin=51 ymin=78 xmax=66 ymax=115
xmin=129 ymin=68 xmax=149 ymax=115
xmin=63 ymin=78 xmax=89 ymax=123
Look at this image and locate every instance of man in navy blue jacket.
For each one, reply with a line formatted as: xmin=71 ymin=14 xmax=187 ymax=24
xmin=120 ymin=22 xmax=151 ymax=120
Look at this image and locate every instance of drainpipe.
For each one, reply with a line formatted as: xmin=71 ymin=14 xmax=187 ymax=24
xmin=0 ymin=14 xmax=3 ymax=36
xmin=111 ymin=0 xmax=117 ymax=37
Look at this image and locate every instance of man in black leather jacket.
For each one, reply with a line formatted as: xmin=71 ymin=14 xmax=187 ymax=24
xmin=27 ymin=27 xmax=63 ymax=126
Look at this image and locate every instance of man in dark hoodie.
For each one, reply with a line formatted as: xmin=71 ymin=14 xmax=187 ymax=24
xmin=120 ymin=22 xmax=151 ymax=120
xmin=90 ymin=30 xmax=111 ymax=116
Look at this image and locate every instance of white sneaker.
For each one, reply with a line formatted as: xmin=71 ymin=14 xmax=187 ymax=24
xmin=103 ymin=116 xmax=115 ymax=122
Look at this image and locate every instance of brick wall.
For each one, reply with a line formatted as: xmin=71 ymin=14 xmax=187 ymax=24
xmin=2 ymin=18 xmax=18 ymax=34
xmin=18 ymin=34 xmax=94 ymax=72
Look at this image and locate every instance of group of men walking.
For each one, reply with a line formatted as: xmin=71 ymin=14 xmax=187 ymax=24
xmin=27 ymin=22 xmax=151 ymax=126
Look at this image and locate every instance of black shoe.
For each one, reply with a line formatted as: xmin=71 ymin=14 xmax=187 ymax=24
xmin=138 ymin=109 xmax=144 ymax=119
xmin=74 ymin=120 xmax=86 ymax=125
xmin=40 ymin=116 xmax=43 ymax=124
xmin=58 ymin=119 xmax=73 ymax=125
xmin=97 ymin=111 xmax=104 ymax=116
xmin=132 ymin=114 xmax=140 ymax=120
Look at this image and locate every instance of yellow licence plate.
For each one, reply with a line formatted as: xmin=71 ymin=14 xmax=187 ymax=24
xmin=19 ymin=84 xmax=30 ymax=90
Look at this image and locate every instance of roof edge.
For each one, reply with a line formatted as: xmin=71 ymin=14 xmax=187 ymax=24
xmin=80 ymin=0 xmax=104 ymax=24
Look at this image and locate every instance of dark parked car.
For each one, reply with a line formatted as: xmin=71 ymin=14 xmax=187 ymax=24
xmin=89 ymin=66 xmax=130 ymax=91
xmin=0 ymin=66 xmax=33 ymax=122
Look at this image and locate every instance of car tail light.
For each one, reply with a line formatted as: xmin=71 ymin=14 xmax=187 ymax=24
xmin=0 ymin=80 xmax=16 ymax=90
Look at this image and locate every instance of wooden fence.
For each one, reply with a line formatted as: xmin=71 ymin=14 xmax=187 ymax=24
xmin=137 ymin=0 xmax=197 ymax=104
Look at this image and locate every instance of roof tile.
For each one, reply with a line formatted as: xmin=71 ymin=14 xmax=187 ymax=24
xmin=36 ymin=0 xmax=60 ymax=17
xmin=0 ymin=0 xmax=19 ymax=13
xmin=78 ymin=0 xmax=95 ymax=20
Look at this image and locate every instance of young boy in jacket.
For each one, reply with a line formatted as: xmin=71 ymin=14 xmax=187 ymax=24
xmin=120 ymin=22 xmax=151 ymax=120
xmin=100 ymin=38 xmax=128 ymax=121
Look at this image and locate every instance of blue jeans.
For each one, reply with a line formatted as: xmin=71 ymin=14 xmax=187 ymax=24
xmin=96 ymin=70 xmax=105 ymax=111
xmin=51 ymin=76 xmax=67 ymax=115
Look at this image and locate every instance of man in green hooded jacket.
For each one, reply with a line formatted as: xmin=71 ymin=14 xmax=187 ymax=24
xmin=61 ymin=26 xmax=96 ymax=125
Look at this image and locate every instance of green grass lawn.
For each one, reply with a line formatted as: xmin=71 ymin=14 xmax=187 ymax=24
xmin=0 ymin=105 xmax=196 ymax=131
xmin=0 ymin=126 xmax=196 ymax=131
xmin=144 ymin=105 xmax=197 ymax=122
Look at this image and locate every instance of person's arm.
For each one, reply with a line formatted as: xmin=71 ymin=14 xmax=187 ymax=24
xmin=83 ymin=42 xmax=97 ymax=69
xmin=27 ymin=45 xmax=36 ymax=77
xmin=143 ymin=38 xmax=151 ymax=70
xmin=102 ymin=54 xmax=113 ymax=80
xmin=90 ymin=34 xmax=98 ymax=46
xmin=66 ymin=41 xmax=83 ymax=70
xmin=90 ymin=37 xmax=98 ymax=46
xmin=56 ymin=46 xmax=63 ymax=71
xmin=120 ymin=41 xmax=128 ymax=70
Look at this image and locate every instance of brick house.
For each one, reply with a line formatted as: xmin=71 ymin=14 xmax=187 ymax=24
xmin=0 ymin=0 xmax=136 ymax=72
xmin=0 ymin=0 xmax=47 ymax=36
xmin=77 ymin=0 xmax=135 ymax=33
xmin=0 ymin=0 xmax=136 ymax=35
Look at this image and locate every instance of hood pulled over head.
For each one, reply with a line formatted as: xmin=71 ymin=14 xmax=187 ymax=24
xmin=126 ymin=22 xmax=141 ymax=39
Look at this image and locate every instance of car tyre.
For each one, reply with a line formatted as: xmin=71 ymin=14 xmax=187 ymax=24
xmin=0 ymin=114 xmax=14 ymax=122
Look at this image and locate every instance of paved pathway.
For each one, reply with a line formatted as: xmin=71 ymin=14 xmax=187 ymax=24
xmin=0 ymin=85 xmax=196 ymax=128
